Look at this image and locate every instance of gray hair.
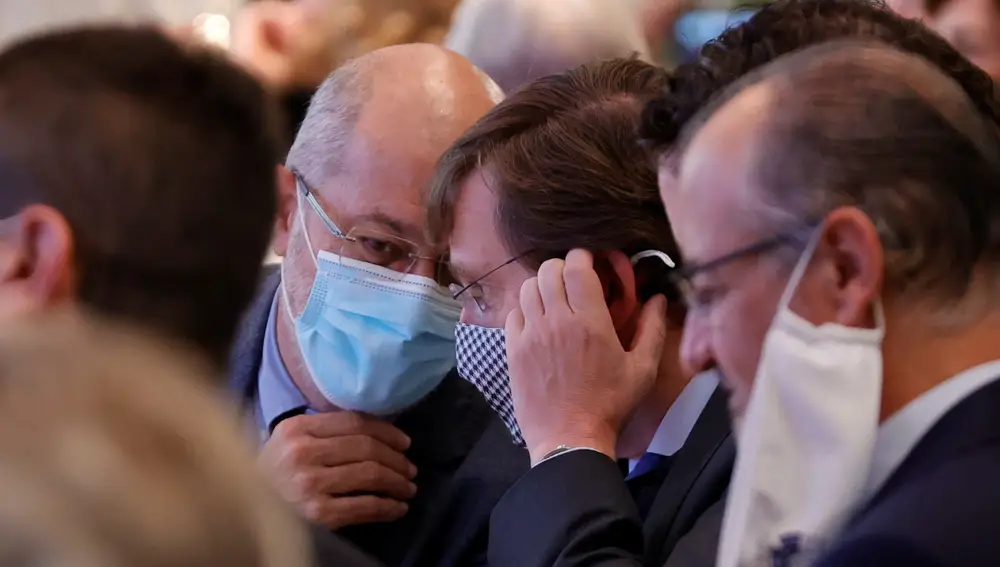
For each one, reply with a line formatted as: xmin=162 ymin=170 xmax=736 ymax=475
xmin=445 ymin=0 xmax=652 ymax=93
xmin=285 ymin=58 xmax=369 ymax=185
xmin=678 ymin=40 xmax=1000 ymax=323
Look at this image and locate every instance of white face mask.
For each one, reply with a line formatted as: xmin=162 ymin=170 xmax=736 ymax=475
xmin=717 ymin=227 xmax=885 ymax=567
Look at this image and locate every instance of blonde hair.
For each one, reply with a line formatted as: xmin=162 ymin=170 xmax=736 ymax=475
xmin=0 ymin=310 xmax=311 ymax=567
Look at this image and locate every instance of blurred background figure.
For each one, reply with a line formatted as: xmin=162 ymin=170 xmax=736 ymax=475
xmin=231 ymin=0 xmax=462 ymax=144
xmin=0 ymin=310 xmax=311 ymax=567
xmin=888 ymin=0 xmax=1000 ymax=80
xmin=445 ymin=0 xmax=652 ymax=93
xmin=230 ymin=0 xmax=341 ymax=144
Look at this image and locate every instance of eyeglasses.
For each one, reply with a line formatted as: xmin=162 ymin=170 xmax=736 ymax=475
xmin=294 ymin=172 xmax=450 ymax=283
xmin=670 ymin=226 xmax=814 ymax=309
xmin=448 ymin=251 xmax=534 ymax=313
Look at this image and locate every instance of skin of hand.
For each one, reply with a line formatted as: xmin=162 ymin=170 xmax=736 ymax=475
xmin=505 ymin=249 xmax=668 ymax=465
xmin=259 ymin=411 xmax=419 ymax=529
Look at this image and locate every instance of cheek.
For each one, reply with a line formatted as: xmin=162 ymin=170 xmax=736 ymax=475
xmin=459 ymin=286 xmax=524 ymax=328
xmin=711 ymin=281 xmax=784 ymax=399
xmin=282 ymin=237 xmax=320 ymax=318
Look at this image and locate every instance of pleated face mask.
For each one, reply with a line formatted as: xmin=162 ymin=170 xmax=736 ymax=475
xmin=717 ymin=226 xmax=885 ymax=567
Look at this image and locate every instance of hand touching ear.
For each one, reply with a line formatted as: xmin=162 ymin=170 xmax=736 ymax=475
xmin=505 ymin=249 xmax=668 ymax=465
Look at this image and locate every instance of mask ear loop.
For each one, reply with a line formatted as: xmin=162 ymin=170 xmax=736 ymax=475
xmin=776 ymin=225 xmax=885 ymax=333
xmin=776 ymin=226 xmax=824 ymax=312
xmin=280 ymin=190 xmax=318 ymax=320
xmin=630 ymin=249 xmax=676 ymax=267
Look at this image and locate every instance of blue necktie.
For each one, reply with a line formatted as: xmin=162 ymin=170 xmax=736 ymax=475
xmin=626 ymin=452 xmax=673 ymax=520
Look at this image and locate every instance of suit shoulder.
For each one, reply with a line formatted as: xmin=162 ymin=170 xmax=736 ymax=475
xmin=814 ymin=534 xmax=948 ymax=567
xmin=833 ymin=444 xmax=1000 ymax=566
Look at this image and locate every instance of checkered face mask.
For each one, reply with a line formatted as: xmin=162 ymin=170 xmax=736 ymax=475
xmin=455 ymin=323 xmax=525 ymax=446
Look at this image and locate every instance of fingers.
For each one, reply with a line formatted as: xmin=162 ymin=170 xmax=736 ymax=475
xmin=629 ymin=294 xmax=668 ymax=373
xmin=519 ymin=276 xmax=545 ymax=319
xmin=505 ymin=306 xmax=525 ymax=338
xmin=536 ymin=258 xmax=570 ymax=315
xmin=301 ymin=461 xmax=418 ymax=501
xmin=305 ymin=494 xmax=409 ymax=530
xmin=309 ymin=435 xmax=417 ymax=478
xmin=563 ymin=249 xmax=612 ymax=317
xmin=277 ymin=412 xmax=411 ymax=452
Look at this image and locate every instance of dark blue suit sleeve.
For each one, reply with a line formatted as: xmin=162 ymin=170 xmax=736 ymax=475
xmin=488 ymin=450 xmax=645 ymax=567
xmin=308 ymin=523 xmax=383 ymax=567
xmin=813 ymin=536 xmax=947 ymax=567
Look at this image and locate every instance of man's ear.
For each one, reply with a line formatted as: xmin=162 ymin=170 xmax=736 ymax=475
xmin=272 ymin=165 xmax=298 ymax=257
xmin=822 ymin=206 xmax=884 ymax=328
xmin=593 ymin=250 xmax=640 ymax=345
xmin=1 ymin=206 xmax=75 ymax=308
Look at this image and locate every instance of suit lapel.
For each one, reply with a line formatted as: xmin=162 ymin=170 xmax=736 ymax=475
xmin=343 ymin=373 xmax=495 ymax=566
xmin=227 ymin=266 xmax=281 ymax=406
xmin=643 ymin=387 xmax=733 ymax=565
xmin=401 ymin=416 xmax=530 ymax=567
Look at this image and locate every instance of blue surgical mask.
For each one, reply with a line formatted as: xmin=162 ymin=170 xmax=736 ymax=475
xmin=282 ymin=206 xmax=461 ymax=415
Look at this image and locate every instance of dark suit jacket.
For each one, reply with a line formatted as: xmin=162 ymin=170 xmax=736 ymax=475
xmin=488 ymin=388 xmax=734 ymax=567
xmin=308 ymin=524 xmax=382 ymax=567
xmin=229 ymin=268 xmax=529 ymax=567
xmin=814 ymin=377 xmax=1000 ymax=567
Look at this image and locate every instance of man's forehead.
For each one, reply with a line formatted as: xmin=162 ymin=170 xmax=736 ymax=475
xmin=448 ymin=168 xmax=510 ymax=279
xmin=668 ymin=84 xmax=775 ymax=260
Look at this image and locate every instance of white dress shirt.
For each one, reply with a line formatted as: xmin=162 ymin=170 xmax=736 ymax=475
xmin=536 ymin=370 xmax=719 ymax=468
xmin=629 ymin=370 xmax=720 ymax=473
xmin=864 ymin=358 xmax=1000 ymax=498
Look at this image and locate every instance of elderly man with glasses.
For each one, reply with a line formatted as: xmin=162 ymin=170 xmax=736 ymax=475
xmin=228 ymin=43 xmax=518 ymax=567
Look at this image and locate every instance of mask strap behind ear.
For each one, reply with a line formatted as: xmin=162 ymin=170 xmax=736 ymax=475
xmin=295 ymin=189 xmax=319 ymax=269
xmin=630 ymin=250 xmax=676 ymax=268
xmin=776 ymin=226 xmax=824 ymax=311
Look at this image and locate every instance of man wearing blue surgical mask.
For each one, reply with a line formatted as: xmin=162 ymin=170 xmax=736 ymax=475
xmin=228 ymin=43 xmax=515 ymax=567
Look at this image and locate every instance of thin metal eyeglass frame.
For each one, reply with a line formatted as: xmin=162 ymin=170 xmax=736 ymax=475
xmin=292 ymin=171 xmax=438 ymax=266
xmin=449 ymin=249 xmax=537 ymax=300
xmin=669 ymin=225 xmax=816 ymax=289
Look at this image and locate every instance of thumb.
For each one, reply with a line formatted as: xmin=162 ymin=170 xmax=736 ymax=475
xmin=627 ymin=295 xmax=668 ymax=370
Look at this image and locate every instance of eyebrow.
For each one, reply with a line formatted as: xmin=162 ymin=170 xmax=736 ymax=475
xmin=355 ymin=212 xmax=423 ymax=242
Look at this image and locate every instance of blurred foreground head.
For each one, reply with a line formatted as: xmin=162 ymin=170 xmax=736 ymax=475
xmin=445 ymin=0 xmax=651 ymax=93
xmin=0 ymin=26 xmax=284 ymax=370
xmin=0 ymin=310 xmax=311 ymax=567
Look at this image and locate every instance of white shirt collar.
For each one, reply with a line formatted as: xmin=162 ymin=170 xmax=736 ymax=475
xmin=629 ymin=370 xmax=720 ymax=472
xmin=865 ymin=358 xmax=1000 ymax=498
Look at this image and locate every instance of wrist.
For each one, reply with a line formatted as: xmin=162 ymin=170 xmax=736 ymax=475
xmin=527 ymin=426 xmax=619 ymax=466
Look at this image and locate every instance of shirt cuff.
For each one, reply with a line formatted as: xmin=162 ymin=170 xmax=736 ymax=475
xmin=533 ymin=446 xmax=606 ymax=468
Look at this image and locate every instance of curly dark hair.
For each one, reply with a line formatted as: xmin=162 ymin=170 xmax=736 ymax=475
xmin=639 ymin=0 xmax=1000 ymax=153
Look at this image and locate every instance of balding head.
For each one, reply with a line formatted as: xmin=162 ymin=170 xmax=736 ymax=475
xmin=662 ymin=40 xmax=1000 ymax=424
xmin=273 ymin=44 xmax=500 ymax=412
xmin=677 ymin=40 xmax=1000 ymax=305
xmin=288 ymin=43 xmax=502 ymax=185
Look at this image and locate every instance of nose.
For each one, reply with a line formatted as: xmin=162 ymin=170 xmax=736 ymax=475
xmin=680 ymin=315 xmax=715 ymax=376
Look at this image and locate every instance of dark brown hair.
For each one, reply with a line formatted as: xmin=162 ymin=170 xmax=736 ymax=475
xmin=426 ymin=57 xmax=681 ymax=304
xmin=0 ymin=26 xmax=284 ymax=369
